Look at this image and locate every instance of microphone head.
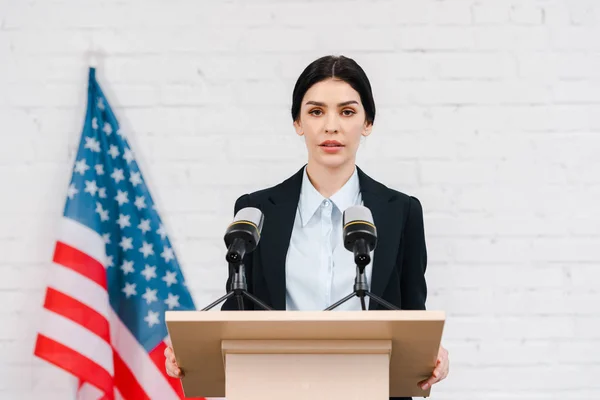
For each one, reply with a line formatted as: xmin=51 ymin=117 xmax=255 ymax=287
xmin=342 ymin=205 xmax=377 ymax=254
xmin=224 ymin=207 xmax=264 ymax=253
xmin=232 ymin=207 xmax=264 ymax=234
xmin=343 ymin=204 xmax=375 ymax=226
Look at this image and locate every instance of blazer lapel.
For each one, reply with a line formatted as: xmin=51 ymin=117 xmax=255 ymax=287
xmin=259 ymin=166 xmax=304 ymax=310
xmin=357 ymin=167 xmax=400 ymax=310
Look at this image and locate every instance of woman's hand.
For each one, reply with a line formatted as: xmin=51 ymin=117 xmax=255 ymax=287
xmin=418 ymin=345 xmax=449 ymax=391
xmin=164 ymin=346 xmax=183 ymax=378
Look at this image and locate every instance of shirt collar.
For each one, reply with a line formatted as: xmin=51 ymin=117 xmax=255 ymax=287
xmin=298 ymin=165 xmax=361 ymax=227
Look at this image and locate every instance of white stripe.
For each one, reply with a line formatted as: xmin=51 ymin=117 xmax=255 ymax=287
xmin=58 ymin=217 xmax=107 ymax=267
xmin=40 ymin=308 xmax=114 ymax=375
xmin=109 ymin=310 xmax=179 ymax=400
xmin=48 ymin=262 xmax=110 ymax=320
xmin=77 ymin=382 xmax=104 ymax=400
xmin=76 ymin=383 xmax=124 ymax=400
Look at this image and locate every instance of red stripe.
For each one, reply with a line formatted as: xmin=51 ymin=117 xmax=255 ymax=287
xmin=149 ymin=341 xmax=204 ymax=399
xmin=113 ymin=349 xmax=151 ymax=400
xmin=53 ymin=241 xmax=107 ymax=289
xmin=34 ymin=334 xmax=114 ymax=397
xmin=43 ymin=287 xmax=110 ymax=343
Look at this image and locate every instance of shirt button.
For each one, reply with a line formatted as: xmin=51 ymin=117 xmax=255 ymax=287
xmin=323 ymin=200 xmax=330 ymax=207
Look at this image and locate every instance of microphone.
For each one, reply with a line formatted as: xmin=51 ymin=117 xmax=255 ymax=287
xmin=224 ymin=207 xmax=264 ymax=264
xmin=342 ymin=205 xmax=377 ymax=266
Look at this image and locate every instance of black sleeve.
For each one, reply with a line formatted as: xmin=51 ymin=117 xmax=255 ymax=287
xmin=221 ymin=194 xmax=255 ymax=311
xmin=400 ymin=196 xmax=428 ymax=311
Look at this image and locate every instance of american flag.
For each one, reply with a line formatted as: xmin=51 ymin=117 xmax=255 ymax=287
xmin=34 ymin=67 xmax=200 ymax=399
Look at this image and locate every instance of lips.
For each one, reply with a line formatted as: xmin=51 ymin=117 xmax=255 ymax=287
xmin=319 ymin=140 xmax=344 ymax=147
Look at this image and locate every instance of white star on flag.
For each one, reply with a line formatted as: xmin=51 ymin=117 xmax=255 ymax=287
xmin=157 ymin=225 xmax=167 ymax=240
xmin=108 ymin=144 xmax=120 ymax=159
xmin=84 ymin=137 xmax=101 ymax=152
xmin=162 ymin=271 xmax=178 ymax=287
xmin=120 ymin=260 xmax=135 ymax=275
xmin=116 ymin=214 xmax=131 ymax=229
xmin=84 ymin=180 xmax=99 ymax=196
xmin=97 ymin=97 xmax=105 ymax=110
xmin=103 ymin=121 xmax=112 ymax=135
xmin=111 ymin=168 xmax=125 ymax=184
xmin=161 ymin=246 xmax=175 ymax=263
xmin=95 ymin=202 xmax=109 ymax=222
xmin=98 ymin=187 xmax=107 ymax=199
xmin=92 ymin=117 xmax=98 ymax=130
xmin=129 ymin=171 xmax=142 ymax=187
xmin=119 ymin=236 xmax=133 ymax=251
xmin=123 ymin=148 xmax=134 ymax=164
xmin=139 ymin=241 xmax=154 ymax=258
xmin=122 ymin=282 xmax=137 ymax=298
xmin=115 ymin=190 xmax=129 ymax=206
xmin=142 ymin=288 xmax=158 ymax=305
xmin=134 ymin=196 xmax=146 ymax=211
xmin=74 ymin=159 xmax=89 ymax=175
xmin=121 ymin=261 xmax=135 ymax=275
xmin=106 ymin=255 xmax=114 ymax=268
xmin=102 ymin=233 xmax=111 ymax=244
xmin=95 ymin=164 xmax=105 ymax=175
xmin=137 ymin=219 xmax=151 ymax=234
xmin=164 ymin=293 xmax=180 ymax=310
xmin=67 ymin=183 xmax=78 ymax=199
xmin=144 ymin=310 xmax=160 ymax=328
xmin=141 ymin=265 xmax=157 ymax=281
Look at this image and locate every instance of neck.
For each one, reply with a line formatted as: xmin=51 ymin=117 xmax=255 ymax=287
xmin=305 ymin=159 xmax=356 ymax=199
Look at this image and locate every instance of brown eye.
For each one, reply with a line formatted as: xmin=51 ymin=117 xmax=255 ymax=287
xmin=309 ymin=109 xmax=323 ymax=116
xmin=342 ymin=109 xmax=356 ymax=116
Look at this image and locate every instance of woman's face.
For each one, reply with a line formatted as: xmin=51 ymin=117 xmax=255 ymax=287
xmin=294 ymin=78 xmax=372 ymax=170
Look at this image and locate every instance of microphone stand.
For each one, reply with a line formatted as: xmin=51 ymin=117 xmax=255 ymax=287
xmin=201 ymin=262 xmax=273 ymax=311
xmin=324 ymin=263 xmax=399 ymax=311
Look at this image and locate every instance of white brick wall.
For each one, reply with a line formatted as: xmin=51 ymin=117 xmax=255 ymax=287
xmin=1 ymin=0 xmax=599 ymax=398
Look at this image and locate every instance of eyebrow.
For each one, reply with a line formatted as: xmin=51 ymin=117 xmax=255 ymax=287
xmin=305 ymin=100 xmax=359 ymax=107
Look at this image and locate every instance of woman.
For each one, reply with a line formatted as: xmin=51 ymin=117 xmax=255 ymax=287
xmin=165 ymin=55 xmax=449 ymax=398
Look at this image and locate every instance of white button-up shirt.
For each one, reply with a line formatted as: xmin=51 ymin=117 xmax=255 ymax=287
xmin=285 ymin=165 xmax=374 ymax=311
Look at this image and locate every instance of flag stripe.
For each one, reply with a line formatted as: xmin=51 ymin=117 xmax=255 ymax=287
xmin=35 ymin=334 xmax=114 ymax=396
xmin=40 ymin=308 xmax=114 ymax=374
xmin=149 ymin=341 xmax=187 ymax=398
xmin=58 ymin=217 xmax=107 ymax=267
xmin=44 ymin=287 xmax=110 ymax=343
xmin=48 ymin=262 xmax=110 ymax=320
xmin=113 ymin=349 xmax=151 ymax=400
xmin=109 ymin=309 xmax=180 ymax=399
xmin=54 ymin=240 xmax=107 ymax=290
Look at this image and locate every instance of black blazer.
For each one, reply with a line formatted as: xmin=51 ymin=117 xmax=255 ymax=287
xmin=222 ymin=164 xmax=428 ymax=400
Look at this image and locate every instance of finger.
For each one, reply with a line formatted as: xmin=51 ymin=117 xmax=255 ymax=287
xmin=419 ymin=375 xmax=438 ymax=391
xmin=165 ymin=360 xmax=176 ymax=378
xmin=166 ymin=363 xmax=182 ymax=378
xmin=441 ymin=362 xmax=450 ymax=380
xmin=167 ymin=349 xmax=177 ymax=364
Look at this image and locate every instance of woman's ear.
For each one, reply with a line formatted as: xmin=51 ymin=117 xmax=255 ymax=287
xmin=363 ymin=121 xmax=373 ymax=137
xmin=293 ymin=119 xmax=304 ymax=136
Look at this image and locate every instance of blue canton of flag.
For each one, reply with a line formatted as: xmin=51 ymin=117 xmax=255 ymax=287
xmin=68 ymin=67 xmax=196 ymax=348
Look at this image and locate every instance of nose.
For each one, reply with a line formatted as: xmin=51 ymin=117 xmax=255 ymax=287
xmin=324 ymin=115 xmax=340 ymax=133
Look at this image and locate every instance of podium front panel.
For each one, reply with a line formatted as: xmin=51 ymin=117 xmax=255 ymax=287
xmin=166 ymin=310 xmax=445 ymax=398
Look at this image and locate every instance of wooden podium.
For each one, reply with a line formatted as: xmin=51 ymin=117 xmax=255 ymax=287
xmin=165 ymin=310 xmax=445 ymax=400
